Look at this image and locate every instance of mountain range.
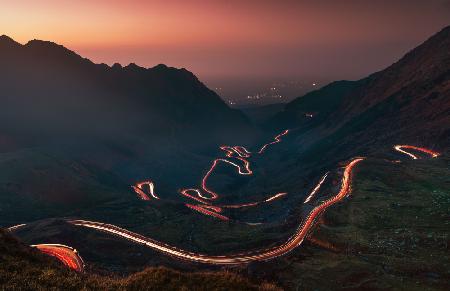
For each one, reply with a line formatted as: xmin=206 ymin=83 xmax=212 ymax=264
xmin=0 ymin=26 xmax=449 ymax=290
xmin=0 ymin=35 xmax=253 ymax=147
xmin=270 ymin=26 xmax=449 ymax=159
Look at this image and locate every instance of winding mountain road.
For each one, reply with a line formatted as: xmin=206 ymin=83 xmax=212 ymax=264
xmin=68 ymin=157 xmax=364 ymax=265
xmin=7 ymin=136 xmax=440 ymax=267
xmin=32 ymin=244 xmax=85 ymax=272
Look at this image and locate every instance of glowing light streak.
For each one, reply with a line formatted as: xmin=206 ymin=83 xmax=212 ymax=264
xmin=219 ymin=192 xmax=287 ymax=209
xmin=132 ymin=181 xmax=159 ymax=200
xmin=180 ymin=189 xmax=210 ymax=204
xmin=233 ymin=146 xmax=252 ymax=157
xmin=220 ymin=146 xmax=251 ymax=158
xmin=32 ymin=244 xmax=85 ymax=272
xmin=69 ymin=158 xmax=364 ymax=265
xmin=7 ymin=223 xmax=26 ymax=231
xmin=184 ymin=130 xmax=288 ymax=209
xmin=219 ymin=202 xmax=259 ymax=209
xmin=180 ymin=191 xmax=287 ymax=220
xmin=199 ymin=157 xmax=253 ymax=200
xmin=304 ymin=172 xmax=329 ymax=204
xmin=264 ymin=192 xmax=287 ymax=202
xmin=258 ymin=129 xmax=289 ymax=154
xmin=130 ymin=130 xmax=289 ymax=219
xmin=185 ymin=204 xmax=230 ymax=221
xmin=131 ymin=130 xmax=290 ymax=219
xmin=394 ymin=145 xmax=440 ymax=159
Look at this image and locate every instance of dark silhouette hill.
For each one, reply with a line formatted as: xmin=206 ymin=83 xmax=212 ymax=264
xmin=0 ymin=35 xmax=253 ymax=147
xmin=0 ymin=36 xmax=257 ymax=225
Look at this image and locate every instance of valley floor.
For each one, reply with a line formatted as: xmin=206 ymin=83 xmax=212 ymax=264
xmin=2 ymin=152 xmax=448 ymax=290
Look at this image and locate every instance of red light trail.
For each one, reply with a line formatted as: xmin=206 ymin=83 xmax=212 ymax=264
xmin=263 ymin=192 xmax=287 ymax=202
xmin=215 ymin=192 xmax=287 ymax=210
xmin=258 ymin=129 xmax=289 ymax=154
xmin=394 ymin=145 xmax=440 ymax=159
xmin=132 ymin=181 xmax=159 ymax=200
xmin=32 ymin=244 xmax=85 ymax=272
xmin=304 ymin=172 xmax=329 ymax=204
xmin=200 ymin=157 xmax=253 ymax=200
xmin=132 ymin=130 xmax=291 ymax=220
xmin=68 ymin=157 xmax=364 ymax=264
xmin=185 ymin=204 xmax=230 ymax=221
xmin=5 ymin=140 xmax=440 ymax=267
xmin=7 ymin=223 xmax=26 ymax=231
xmin=180 ymin=130 xmax=290 ymax=218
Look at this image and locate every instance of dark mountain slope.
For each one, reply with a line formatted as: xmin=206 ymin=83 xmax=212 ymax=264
xmin=0 ymin=36 xmax=257 ymax=225
xmin=0 ymin=36 xmax=253 ymax=146
xmin=241 ymin=103 xmax=285 ymax=126
xmin=270 ymin=26 xmax=450 ymax=159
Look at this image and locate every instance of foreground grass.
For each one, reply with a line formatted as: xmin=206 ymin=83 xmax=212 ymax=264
xmin=0 ymin=230 xmax=279 ymax=290
xmin=270 ymin=155 xmax=450 ymax=290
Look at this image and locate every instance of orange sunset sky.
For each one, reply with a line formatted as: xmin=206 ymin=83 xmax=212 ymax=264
xmin=1 ymin=0 xmax=449 ymax=83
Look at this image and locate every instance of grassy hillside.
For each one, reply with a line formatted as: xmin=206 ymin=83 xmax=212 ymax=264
xmin=0 ymin=229 xmax=279 ymax=290
xmin=260 ymin=153 xmax=450 ymax=290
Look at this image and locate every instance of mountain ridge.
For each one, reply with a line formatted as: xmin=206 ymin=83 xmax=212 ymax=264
xmin=270 ymin=25 xmax=450 ymax=157
xmin=0 ymin=35 xmax=254 ymax=147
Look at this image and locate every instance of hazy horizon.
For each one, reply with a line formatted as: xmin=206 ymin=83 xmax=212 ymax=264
xmin=2 ymin=0 xmax=449 ymax=104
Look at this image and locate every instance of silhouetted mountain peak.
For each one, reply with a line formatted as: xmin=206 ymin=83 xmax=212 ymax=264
xmin=153 ymin=64 xmax=168 ymax=70
xmin=0 ymin=35 xmax=21 ymax=48
xmin=0 ymin=36 xmax=253 ymax=144
xmin=24 ymin=39 xmax=86 ymax=64
xmin=111 ymin=63 xmax=123 ymax=70
xmin=124 ymin=62 xmax=145 ymax=71
xmin=0 ymin=34 xmax=16 ymax=42
xmin=373 ymin=25 xmax=450 ymax=83
xmin=26 ymin=39 xmax=64 ymax=50
xmin=271 ymin=25 xmax=450 ymax=149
